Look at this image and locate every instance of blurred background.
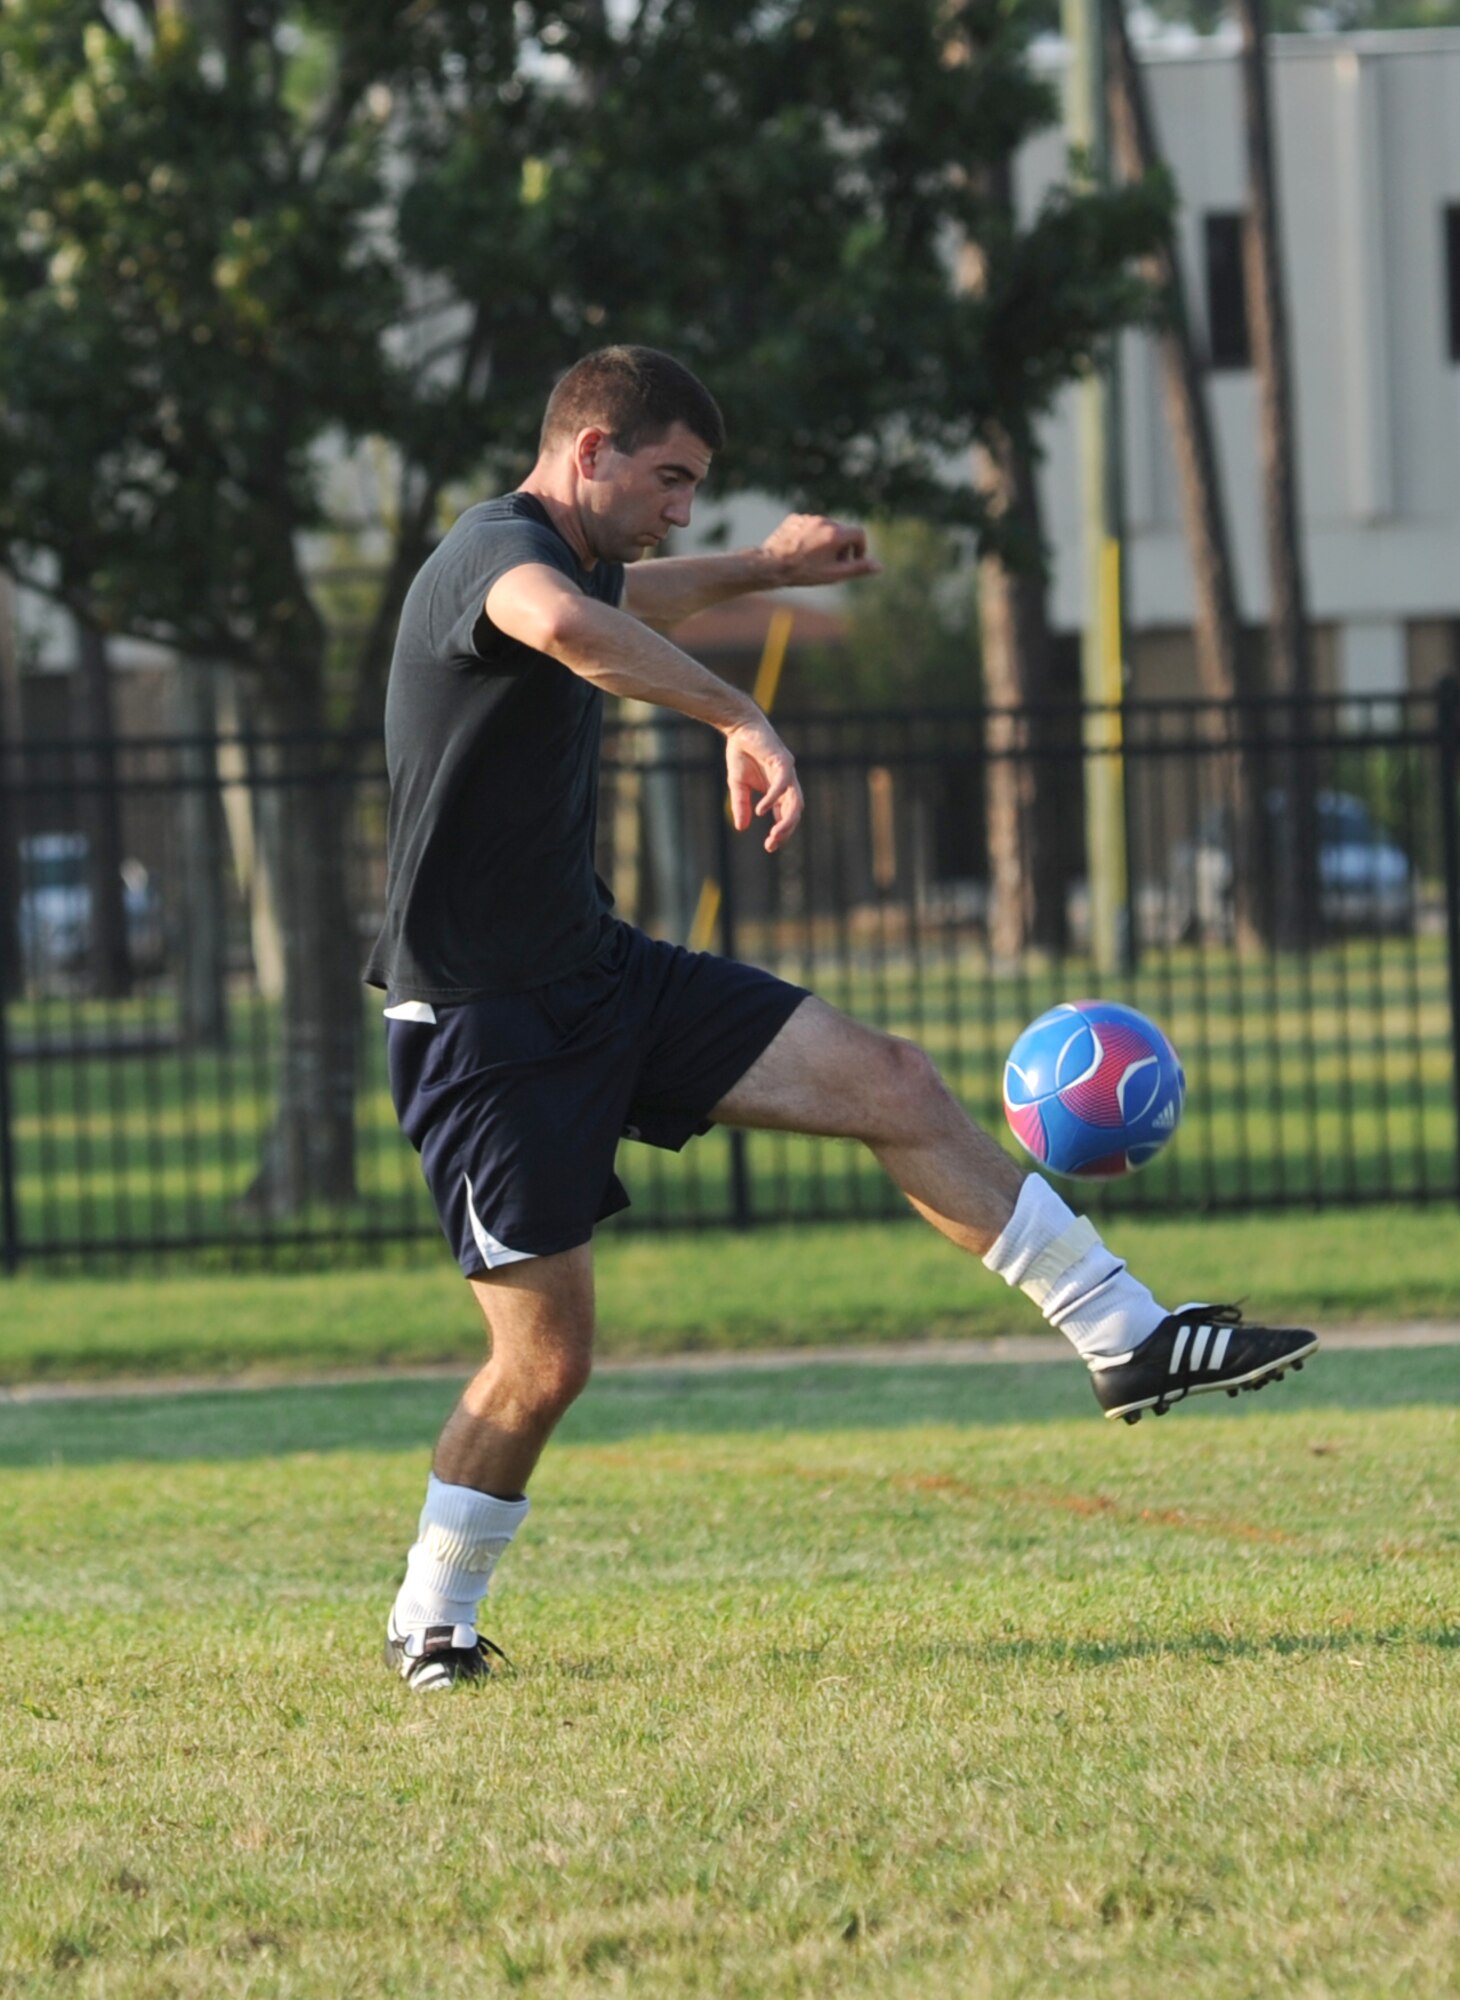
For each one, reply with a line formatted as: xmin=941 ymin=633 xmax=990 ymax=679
xmin=0 ymin=0 xmax=1457 ymax=1270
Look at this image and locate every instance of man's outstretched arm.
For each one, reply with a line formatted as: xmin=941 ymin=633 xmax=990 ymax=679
xmin=621 ymin=514 xmax=879 ymax=632
xmin=484 ymin=563 xmax=804 ymax=852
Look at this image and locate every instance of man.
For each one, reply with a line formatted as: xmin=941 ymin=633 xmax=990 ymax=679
xmin=368 ymin=345 xmax=1317 ymax=1691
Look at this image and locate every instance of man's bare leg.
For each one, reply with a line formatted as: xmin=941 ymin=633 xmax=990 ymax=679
xmin=436 ymin=1246 xmax=597 ymax=1495
xmin=711 ymin=997 xmax=1318 ymax=1419
xmin=388 ymin=1246 xmax=596 ymax=1675
xmin=711 ymin=997 xmax=1170 ymax=1363
xmin=711 ymin=997 xmax=1024 ymax=1253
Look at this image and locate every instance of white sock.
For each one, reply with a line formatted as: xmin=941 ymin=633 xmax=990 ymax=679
xmin=392 ymin=1476 xmax=529 ymax=1635
xmin=982 ymin=1174 xmax=1167 ymax=1363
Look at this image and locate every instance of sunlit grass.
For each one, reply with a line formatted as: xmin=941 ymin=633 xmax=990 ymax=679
xmin=3 ymin=1206 xmax=1458 ymax=1387
xmin=1 ymin=1349 xmax=1456 ymax=1998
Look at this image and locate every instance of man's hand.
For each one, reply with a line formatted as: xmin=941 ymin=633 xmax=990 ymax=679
xmin=758 ymin=514 xmax=880 ymax=588
xmin=725 ymin=716 xmax=802 ymax=854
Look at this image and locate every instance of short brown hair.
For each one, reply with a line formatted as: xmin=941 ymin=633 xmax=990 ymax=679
xmin=540 ymin=346 xmax=726 ymax=456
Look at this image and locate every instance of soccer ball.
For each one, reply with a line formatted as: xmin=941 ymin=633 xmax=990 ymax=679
xmin=1002 ymin=1000 xmax=1185 ymax=1178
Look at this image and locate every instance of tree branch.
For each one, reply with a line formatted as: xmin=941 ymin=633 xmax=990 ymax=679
xmin=341 ymin=301 xmax=493 ymax=745
xmin=4 ymin=560 xmax=255 ymax=667
xmin=303 ymin=62 xmax=372 ymax=185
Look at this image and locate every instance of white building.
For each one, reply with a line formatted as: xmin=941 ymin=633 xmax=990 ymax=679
xmin=1026 ymin=29 xmax=1460 ymax=701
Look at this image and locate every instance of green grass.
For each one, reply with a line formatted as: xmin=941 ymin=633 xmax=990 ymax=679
xmin=3 ymin=1205 xmax=1459 ymax=1385
xmin=2 ymin=1349 xmax=1457 ymax=1997
xmin=8 ymin=932 xmax=1457 ymax=1260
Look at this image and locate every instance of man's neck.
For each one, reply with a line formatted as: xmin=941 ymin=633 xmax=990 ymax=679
xmin=516 ymin=466 xmax=595 ymax=570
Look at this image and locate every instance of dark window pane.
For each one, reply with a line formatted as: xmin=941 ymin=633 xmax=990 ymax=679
xmin=1446 ymin=205 xmax=1460 ymax=364
xmin=1204 ymin=212 xmax=1251 ymax=371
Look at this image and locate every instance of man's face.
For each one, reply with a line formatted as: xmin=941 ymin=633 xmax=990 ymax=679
xmin=578 ymin=421 xmax=712 ymax=564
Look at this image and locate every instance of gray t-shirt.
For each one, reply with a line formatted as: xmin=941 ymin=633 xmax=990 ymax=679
xmin=365 ymin=492 xmax=625 ymax=1000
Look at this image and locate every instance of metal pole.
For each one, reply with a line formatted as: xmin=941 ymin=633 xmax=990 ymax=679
xmin=714 ymin=788 xmax=754 ymax=1230
xmin=0 ymin=719 xmax=17 ymax=1272
xmin=0 ymin=983 xmax=17 ymax=1274
xmin=0 ymin=579 xmax=20 ymax=1272
xmin=1437 ymin=676 xmax=1460 ymax=1202
xmin=1064 ymin=0 xmax=1130 ymax=974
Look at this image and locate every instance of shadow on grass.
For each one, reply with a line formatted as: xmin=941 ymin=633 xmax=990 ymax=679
xmin=520 ymin=1623 xmax=1460 ymax=1684
xmin=0 ymin=1347 xmax=1454 ymax=1471
xmin=928 ymin=1624 xmax=1460 ymax=1669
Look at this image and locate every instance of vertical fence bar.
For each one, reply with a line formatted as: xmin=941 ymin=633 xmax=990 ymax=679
xmin=0 ymin=716 xmax=17 ymax=1272
xmin=1437 ymin=676 xmax=1460 ymax=1200
xmin=714 ymin=786 xmax=754 ymax=1229
xmin=0 ymin=973 xmax=18 ymax=1274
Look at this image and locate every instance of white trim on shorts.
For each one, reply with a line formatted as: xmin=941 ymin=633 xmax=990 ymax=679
xmin=464 ymin=1174 xmax=537 ymax=1270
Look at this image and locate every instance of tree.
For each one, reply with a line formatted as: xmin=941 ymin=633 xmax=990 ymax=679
xmin=1104 ymin=0 xmax=1270 ymax=949
xmin=793 ymin=521 xmax=981 ymax=714
xmin=0 ymin=0 xmax=523 ymax=1210
xmin=974 ymin=425 xmax=1069 ymax=961
xmin=963 ymin=163 xmax=1068 ymax=962
xmin=1234 ymin=0 xmax=1319 ymax=947
xmin=0 ymin=0 xmax=1167 ymax=1210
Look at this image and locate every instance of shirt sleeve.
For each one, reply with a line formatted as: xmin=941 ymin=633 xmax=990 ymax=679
xmin=436 ymin=517 xmax=583 ymax=665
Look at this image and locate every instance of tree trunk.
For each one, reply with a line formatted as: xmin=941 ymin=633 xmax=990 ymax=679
xmin=964 ymin=157 xmax=1067 ymax=962
xmin=72 ymin=619 xmax=132 ymax=999
xmin=242 ymin=639 xmax=360 ymax=1215
xmin=975 ymin=426 xmax=1067 ymax=961
xmin=1235 ymin=0 xmax=1318 ymax=950
xmin=171 ymin=661 xmax=229 ymax=1049
xmin=1104 ymin=0 xmax=1269 ymax=950
xmin=216 ymin=670 xmax=284 ymax=1002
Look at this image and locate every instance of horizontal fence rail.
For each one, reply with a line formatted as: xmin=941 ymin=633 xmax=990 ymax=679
xmin=0 ymin=685 xmax=1456 ymax=1270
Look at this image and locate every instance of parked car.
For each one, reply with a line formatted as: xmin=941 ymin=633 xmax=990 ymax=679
xmin=1170 ymin=790 xmax=1412 ymax=938
xmin=17 ymin=832 xmax=166 ymax=984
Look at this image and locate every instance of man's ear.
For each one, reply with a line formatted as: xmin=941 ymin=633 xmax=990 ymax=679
xmin=575 ymin=427 xmax=610 ymax=479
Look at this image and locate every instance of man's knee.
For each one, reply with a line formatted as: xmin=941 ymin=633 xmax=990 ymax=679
xmin=856 ymin=1031 xmax=947 ymax=1140
xmin=500 ymin=1334 xmax=592 ymax=1425
xmin=539 ymin=1339 xmax=593 ymax=1415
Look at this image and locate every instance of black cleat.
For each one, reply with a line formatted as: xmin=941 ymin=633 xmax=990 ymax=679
xmin=384 ymin=1612 xmax=509 ymax=1692
xmin=1088 ymin=1304 xmax=1319 ymax=1424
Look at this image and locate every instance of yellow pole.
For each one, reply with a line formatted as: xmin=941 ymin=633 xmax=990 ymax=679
xmin=751 ymin=608 xmax=794 ymax=713
xmin=687 ymin=878 xmax=722 ymax=955
xmin=688 ymin=608 xmax=795 ymax=952
xmin=1065 ymin=0 xmax=1130 ymax=972
xmin=1084 ymin=535 xmax=1129 ymax=961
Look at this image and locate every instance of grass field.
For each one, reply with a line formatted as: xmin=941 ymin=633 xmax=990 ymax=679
xmin=2 ymin=1346 xmax=1457 ymax=1997
xmin=4 ymin=1205 xmax=1460 ymax=1385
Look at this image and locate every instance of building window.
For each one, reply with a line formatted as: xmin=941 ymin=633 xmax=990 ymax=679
xmin=1446 ymin=205 xmax=1460 ymax=364
xmin=1204 ymin=212 xmax=1251 ymax=371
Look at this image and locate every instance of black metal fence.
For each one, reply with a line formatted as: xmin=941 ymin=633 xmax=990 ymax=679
xmin=1 ymin=684 xmax=1457 ymax=1270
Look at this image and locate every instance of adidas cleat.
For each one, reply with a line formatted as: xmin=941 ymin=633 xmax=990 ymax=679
xmin=384 ymin=1612 xmax=509 ymax=1691
xmin=1088 ymin=1304 xmax=1318 ymax=1424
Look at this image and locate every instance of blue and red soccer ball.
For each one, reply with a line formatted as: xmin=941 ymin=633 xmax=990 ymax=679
xmin=1003 ymin=1000 xmax=1185 ymax=1179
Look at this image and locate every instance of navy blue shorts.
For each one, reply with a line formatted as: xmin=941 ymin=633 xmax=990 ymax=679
xmin=386 ymin=920 xmax=808 ymax=1275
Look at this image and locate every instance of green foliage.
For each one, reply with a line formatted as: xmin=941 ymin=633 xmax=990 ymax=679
xmin=0 ymin=0 xmax=406 ymax=663
xmin=509 ymin=0 xmax=1169 ymax=526
xmin=794 ymin=519 xmax=982 ymax=709
xmin=0 ymin=0 xmax=1169 ymax=674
